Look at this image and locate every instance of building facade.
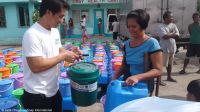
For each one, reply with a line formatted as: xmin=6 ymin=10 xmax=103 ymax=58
xmin=0 ymin=0 xmax=41 ymax=45
xmin=0 ymin=0 xmax=120 ymax=45
xmin=65 ymin=0 xmax=120 ymax=38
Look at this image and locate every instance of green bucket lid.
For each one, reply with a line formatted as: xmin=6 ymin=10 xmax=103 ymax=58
xmin=12 ymin=88 xmax=24 ymax=99
xmin=67 ymin=62 xmax=100 ymax=82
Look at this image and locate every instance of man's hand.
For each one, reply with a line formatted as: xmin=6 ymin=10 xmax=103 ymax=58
xmin=72 ymin=47 xmax=83 ymax=60
xmin=62 ymin=50 xmax=79 ymax=63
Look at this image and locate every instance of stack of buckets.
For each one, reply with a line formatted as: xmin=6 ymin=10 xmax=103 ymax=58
xmin=108 ymin=44 xmax=123 ymax=81
xmin=93 ymin=44 xmax=108 ymax=84
xmin=0 ymin=48 xmax=24 ymax=110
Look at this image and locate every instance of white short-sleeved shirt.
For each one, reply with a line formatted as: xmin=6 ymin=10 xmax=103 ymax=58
xmin=22 ymin=22 xmax=62 ymax=97
xmin=157 ymin=23 xmax=180 ymax=53
xmin=81 ymin=18 xmax=86 ymax=27
xmin=112 ymin=21 xmax=119 ymax=32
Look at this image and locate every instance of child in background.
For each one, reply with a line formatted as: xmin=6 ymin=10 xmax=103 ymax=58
xmin=187 ymin=79 xmax=200 ymax=102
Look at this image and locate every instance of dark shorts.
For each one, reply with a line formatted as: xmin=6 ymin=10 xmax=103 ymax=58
xmin=113 ymin=32 xmax=118 ymax=40
xmin=21 ymin=90 xmax=62 ymax=112
xmin=186 ymin=44 xmax=200 ymax=57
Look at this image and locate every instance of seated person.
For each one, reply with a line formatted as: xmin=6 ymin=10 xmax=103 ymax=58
xmin=187 ymin=79 xmax=200 ymax=102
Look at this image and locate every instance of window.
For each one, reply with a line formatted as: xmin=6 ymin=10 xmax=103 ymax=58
xmin=0 ymin=6 xmax=6 ymax=27
xmin=18 ymin=4 xmax=30 ymax=27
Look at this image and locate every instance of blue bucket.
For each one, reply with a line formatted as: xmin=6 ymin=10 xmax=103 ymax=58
xmin=59 ymin=78 xmax=71 ymax=97
xmin=0 ymin=79 xmax=14 ymax=98
xmin=0 ymin=97 xmax=20 ymax=110
xmin=0 ymin=60 xmax=5 ymax=67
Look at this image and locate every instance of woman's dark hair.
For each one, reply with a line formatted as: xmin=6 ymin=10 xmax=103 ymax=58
xmin=39 ymin=0 xmax=70 ymax=17
xmin=126 ymin=9 xmax=150 ymax=29
xmin=192 ymin=12 xmax=200 ymax=19
xmin=163 ymin=11 xmax=172 ymax=20
xmin=187 ymin=79 xmax=200 ymax=102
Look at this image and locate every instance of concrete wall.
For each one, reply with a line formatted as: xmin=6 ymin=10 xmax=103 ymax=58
xmin=0 ymin=2 xmax=35 ymax=45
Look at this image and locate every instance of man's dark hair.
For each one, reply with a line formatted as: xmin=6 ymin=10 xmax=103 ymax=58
xmin=192 ymin=12 xmax=200 ymax=19
xmin=39 ymin=0 xmax=70 ymax=17
xmin=163 ymin=11 xmax=172 ymax=20
xmin=126 ymin=9 xmax=150 ymax=29
xmin=187 ymin=79 xmax=200 ymax=102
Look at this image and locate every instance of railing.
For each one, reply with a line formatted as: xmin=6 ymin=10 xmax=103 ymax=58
xmin=72 ymin=0 xmax=119 ymax=4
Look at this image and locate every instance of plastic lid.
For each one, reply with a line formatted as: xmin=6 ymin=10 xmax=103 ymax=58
xmin=10 ymin=73 xmax=24 ymax=79
xmin=0 ymin=79 xmax=13 ymax=86
xmin=12 ymin=88 xmax=24 ymax=96
xmin=0 ymin=67 xmax=9 ymax=71
xmin=0 ymin=97 xmax=19 ymax=109
xmin=67 ymin=62 xmax=99 ymax=82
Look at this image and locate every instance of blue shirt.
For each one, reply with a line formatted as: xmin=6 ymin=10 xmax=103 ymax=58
xmin=124 ymin=37 xmax=161 ymax=76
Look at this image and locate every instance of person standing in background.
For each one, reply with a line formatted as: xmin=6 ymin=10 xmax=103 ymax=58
xmin=179 ymin=12 xmax=200 ymax=74
xmin=112 ymin=18 xmax=119 ymax=43
xmin=157 ymin=11 xmax=179 ymax=84
xmin=68 ymin=18 xmax=74 ymax=38
xmin=98 ymin=18 xmax=103 ymax=36
xmin=61 ymin=18 xmax=68 ymax=39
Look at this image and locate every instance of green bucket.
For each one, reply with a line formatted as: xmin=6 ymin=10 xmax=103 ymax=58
xmin=12 ymin=88 xmax=24 ymax=109
xmin=67 ymin=62 xmax=100 ymax=106
xmin=6 ymin=64 xmax=19 ymax=74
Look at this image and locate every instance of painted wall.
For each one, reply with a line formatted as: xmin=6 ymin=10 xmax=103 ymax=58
xmin=0 ymin=2 xmax=35 ymax=45
xmin=67 ymin=3 xmax=119 ymax=37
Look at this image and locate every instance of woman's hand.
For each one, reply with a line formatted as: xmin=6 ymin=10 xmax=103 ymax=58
xmin=125 ymin=75 xmax=140 ymax=86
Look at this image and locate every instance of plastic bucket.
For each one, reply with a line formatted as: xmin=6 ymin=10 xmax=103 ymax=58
xmin=0 ymin=67 xmax=11 ymax=79
xmin=59 ymin=78 xmax=71 ymax=97
xmin=12 ymin=88 xmax=24 ymax=109
xmin=11 ymin=56 xmax=21 ymax=62
xmin=60 ymin=72 xmax=67 ymax=79
xmin=67 ymin=62 xmax=100 ymax=106
xmin=8 ymin=52 xmax=17 ymax=56
xmin=0 ymin=79 xmax=14 ymax=98
xmin=0 ymin=97 xmax=20 ymax=110
xmin=0 ymin=60 xmax=5 ymax=67
xmin=13 ymin=60 xmax=23 ymax=69
xmin=3 ymin=58 xmax=12 ymax=64
xmin=10 ymin=73 xmax=24 ymax=89
xmin=0 ymin=52 xmax=3 ymax=55
xmin=0 ymin=55 xmax=5 ymax=59
xmin=113 ymin=62 xmax=122 ymax=71
xmin=6 ymin=64 xmax=19 ymax=74
xmin=0 ymin=73 xmax=2 ymax=79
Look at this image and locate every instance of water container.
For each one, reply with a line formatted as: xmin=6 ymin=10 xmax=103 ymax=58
xmin=0 ymin=97 xmax=20 ymax=110
xmin=12 ymin=88 xmax=24 ymax=109
xmin=0 ymin=79 xmax=14 ymax=98
xmin=13 ymin=60 xmax=23 ymax=70
xmin=67 ymin=62 xmax=100 ymax=106
xmin=10 ymin=73 xmax=24 ymax=89
xmin=104 ymin=80 xmax=148 ymax=112
xmin=98 ymin=71 xmax=108 ymax=84
xmin=59 ymin=78 xmax=71 ymax=97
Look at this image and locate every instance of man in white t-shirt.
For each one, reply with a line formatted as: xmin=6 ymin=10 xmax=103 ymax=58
xmin=157 ymin=11 xmax=179 ymax=83
xmin=21 ymin=0 xmax=82 ymax=111
xmin=112 ymin=18 xmax=119 ymax=42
